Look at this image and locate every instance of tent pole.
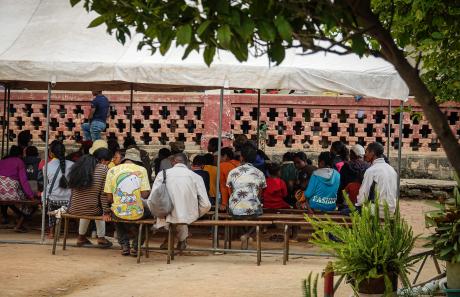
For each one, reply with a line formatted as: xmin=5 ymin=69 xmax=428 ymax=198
xmin=256 ymin=89 xmax=261 ymax=150
xmin=129 ymin=84 xmax=133 ymax=136
xmin=1 ymin=85 xmax=7 ymax=158
xmin=387 ymin=100 xmax=391 ymax=158
xmin=396 ymin=100 xmax=404 ymax=201
xmin=213 ymin=87 xmax=224 ymax=250
xmin=40 ymin=82 xmax=53 ymax=243
xmin=5 ymin=87 xmax=10 ymax=151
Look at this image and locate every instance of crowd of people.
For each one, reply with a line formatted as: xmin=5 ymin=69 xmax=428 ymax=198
xmin=0 ymin=91 xmax=399 ymax=254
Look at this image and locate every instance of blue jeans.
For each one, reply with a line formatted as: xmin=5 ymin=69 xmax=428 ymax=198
xmin=82 ymin=120 xmax=106 ymax=141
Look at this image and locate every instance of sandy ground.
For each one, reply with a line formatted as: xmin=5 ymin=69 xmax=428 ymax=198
xmin=0 ymin=200 xmax=444 ymax=297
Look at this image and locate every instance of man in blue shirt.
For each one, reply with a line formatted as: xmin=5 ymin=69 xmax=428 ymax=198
xmin=82 ymin=91 xmax=110 ymax=141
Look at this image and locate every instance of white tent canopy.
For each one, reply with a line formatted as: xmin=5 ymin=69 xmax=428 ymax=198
xmin=0 ymin=0 xmax=409 ymax=99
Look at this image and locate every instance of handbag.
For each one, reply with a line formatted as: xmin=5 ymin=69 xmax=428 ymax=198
xmin=147 ymin=169 xmax=174 ymax=217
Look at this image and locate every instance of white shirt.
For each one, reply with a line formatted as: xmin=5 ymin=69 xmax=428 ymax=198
xmin=151 ymin=163 xmax=211 ymax=224
xmin=356 ymin=158 xmax=398 ymax=215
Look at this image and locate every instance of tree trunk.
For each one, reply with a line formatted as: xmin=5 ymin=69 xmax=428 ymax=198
xmin=347 ymin=0 xmax=460 ymax=178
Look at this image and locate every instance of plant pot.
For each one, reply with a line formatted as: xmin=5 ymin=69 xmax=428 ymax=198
xmin=357 ymin=273 xmax=398 ymax=295
xmin=447 ymin=262 xmax=460 ymax=290
xmin=440 ymin=278 xmax=460 ymax=297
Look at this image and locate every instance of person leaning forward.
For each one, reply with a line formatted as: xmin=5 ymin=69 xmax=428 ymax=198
xmin=149 ymin=153 xmax=211 ymax=251
xmin=103 ymin=147 xmax=151 ymax=257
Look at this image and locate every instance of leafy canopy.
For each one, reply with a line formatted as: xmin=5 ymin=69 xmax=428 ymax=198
xmin=71 ymin=0 xmax=459 ymax=102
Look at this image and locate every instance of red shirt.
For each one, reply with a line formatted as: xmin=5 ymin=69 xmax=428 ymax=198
xmin=345 ymin=182 xmax=361 ymax=204
xmin=262 ymin=177 xmax=290 ymax=209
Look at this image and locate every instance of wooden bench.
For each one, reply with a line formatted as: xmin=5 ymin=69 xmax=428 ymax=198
xmin=273 ymin=220 xmax=352 ymax=265
xmin=0 ymin=200 xmax=41 ymax=206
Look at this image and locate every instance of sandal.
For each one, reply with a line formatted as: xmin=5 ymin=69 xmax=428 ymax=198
xmin=14 ymin=226 xmax=28 ymax=233
xmin=130 ymin=248 xmax=139 ymax=257
xmin=97 ymin=238 xmax=113 ymax=249
xmin=121 ymin=245 xmax=130 ymax=256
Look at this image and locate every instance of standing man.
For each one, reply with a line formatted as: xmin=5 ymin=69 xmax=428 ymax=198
xmin=149 ymin=153 xmax=211 ymax=251
xmin=82 ymin=91 xmax=110 ymax=141
xmin=356 ymin=142 xmax=397 ymax=216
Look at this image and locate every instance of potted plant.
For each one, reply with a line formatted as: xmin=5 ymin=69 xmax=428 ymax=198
xmin=306 ymin=197 xmax=418 ymax=296
xmin=425 ymin=173 xmax=460 ymax=292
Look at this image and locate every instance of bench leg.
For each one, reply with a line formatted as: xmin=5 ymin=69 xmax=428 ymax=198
xmin=256 ymin=225 xmax=261 ymax=266
xmin=137 ymin=224 xmax=143 ymax=264
xmin=283 ymin=224 xmax=289 ymax=265
xmin=62 ymin=217 xmax=69 ymax=251
xmin=171 ymin=224 xmax=175 ymax=260
xmin=52 ymin=218 xmax=61 ymax=255
xmin=228 ymin=227 xmax=232 ymax=250
xmin=145 ymin=225 xmax=150 ymax=259
xmin=167 ymin=224 xmax=173 ymax=264
xmin=224 ymin=226 xmax=229 ymax=250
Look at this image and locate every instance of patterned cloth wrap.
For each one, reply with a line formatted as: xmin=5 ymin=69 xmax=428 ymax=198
xmin=0 ymin=175 xmax=34 ymax=215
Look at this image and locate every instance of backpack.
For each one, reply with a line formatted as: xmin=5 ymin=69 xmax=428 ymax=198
xmin=147 ymin=170 xmax=173 ymax=217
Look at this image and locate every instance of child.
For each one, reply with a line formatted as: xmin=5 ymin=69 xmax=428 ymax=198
xmin=262 ymin=163 xmax=290 ymax=209
xmin=192 ymin=155 xmax=210 ymax=195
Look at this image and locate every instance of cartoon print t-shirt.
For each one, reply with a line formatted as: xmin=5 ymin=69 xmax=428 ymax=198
xmin=104 ymin=163 xmax=151 ymax=220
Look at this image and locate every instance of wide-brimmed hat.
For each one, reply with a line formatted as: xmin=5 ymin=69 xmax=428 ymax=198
xmin=169 ymin=141 xmax=185 ymax=152
xmin=123 ymin=147 xmax=142 ymax=163
xmin=89 ymin=139 xmax=108 ymax=155
xmin=350 ymin=144 xmax=365 ymax=158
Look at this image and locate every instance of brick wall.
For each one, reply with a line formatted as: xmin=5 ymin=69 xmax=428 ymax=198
xmin=1 ymin=91 xmax=459 ymax=154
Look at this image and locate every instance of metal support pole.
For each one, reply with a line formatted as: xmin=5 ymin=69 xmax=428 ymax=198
xmin=213 ymin=87 xmax=224 ymax=250
xmin=1 ymin=85 xmax=7 ymax=158
xmin=396 ymin=100 xmax=404 ymax=200
xmin=41 ymin=82 xmax=53 ymax=243
xmin=387 ymin=100 xmax=391 ymax=158
xmin=129 ymin=84 xmax=133 ymax=136
xmin=256 ymin=89 xmax=261 ymax=150
xmin=5 ymin=87 xmax=10 ymax=151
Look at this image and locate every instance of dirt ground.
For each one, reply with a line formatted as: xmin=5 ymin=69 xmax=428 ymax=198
xmin=0 ymin=200 xmax=443 ymax=297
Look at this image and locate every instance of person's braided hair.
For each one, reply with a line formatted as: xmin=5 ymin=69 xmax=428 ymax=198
xmin=50 ymin=140 xmax=68 ymax=189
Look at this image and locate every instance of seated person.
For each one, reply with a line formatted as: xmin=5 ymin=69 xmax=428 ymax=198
xmin=219 ymin=147 xmax=240 ymax=211
xmin=262 ymin=163 xmax=290 ymax=209
xmin=67 ymin=148 xmax=113 ymax=248
xmin=293 ymin=151 xmax=317 ymax=205
xmin=304 ymin=152 xmax=340 ymax=212
xmin=24 ymin=146 xmax=41 ymax=193
xmin=104 ymin=147 xmax=151 ymax=256
xmin=280 ymin=152 xmax=297 ymax=206
xmin=191 ymin=155 xmax=210 ymax=195
xmin=0 ymin=145 xmax=37 ymax=231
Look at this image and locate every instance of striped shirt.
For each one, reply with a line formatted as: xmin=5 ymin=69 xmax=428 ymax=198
xmin=68 ymin=163 xmax=110 ymax=216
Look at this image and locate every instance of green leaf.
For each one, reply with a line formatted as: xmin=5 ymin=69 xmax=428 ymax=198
xmin=197 ymin=20 xmax=211 ymax=37
xmin=236 ymin=15 xmax=255 ymax=40
xmin=203 ymin=45 xmax=216 ymax=66
xmin=69 ymin=0 xmax=81 ymax=7
xmin=217 ymin=24 xmax=232 ymax=47
xmin=182 ymin=43 xmax=199 ymax=60
xmin=274 ymin=15 xmax=292 ymax=41
xmin=431 ymin=32 xmax=443 ymax=40
xmin=440 ymin=246 xmax=454 ymax=257
xmin=176 ymin=24 xmax=192 ymax=45
xmin=257 ymin=21 xmax=276 ymax=42
xmin=88 ymin=15 xmax=106 ymax=28
xmin=269 ymin=42 xmax=285 ymax=65
xmin=351 ymin=35 xmax=366 ymax=56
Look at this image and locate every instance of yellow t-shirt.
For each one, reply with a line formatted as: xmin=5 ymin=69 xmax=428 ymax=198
xmin=107 ymin=161 xmax=115 ymax=169
xmin=204 ymin=165 xmax=217 ymax=198
xmin=104 ymin=163 xmax=151 ymax=220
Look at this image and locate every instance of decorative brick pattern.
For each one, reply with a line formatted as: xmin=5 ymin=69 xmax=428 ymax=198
xmin=0 ymin=92 xmax=459 ymax=153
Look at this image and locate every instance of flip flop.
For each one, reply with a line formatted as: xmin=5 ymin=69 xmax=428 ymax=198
xmin=76 ymin=238 xmax=93 ymax=247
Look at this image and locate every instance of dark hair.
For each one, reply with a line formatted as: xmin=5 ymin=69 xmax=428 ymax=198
xmin=192 ymin=155 xmax=206 ymax=166
xmin=107 ymin=138 xmax=120 ymax=155
xmin=123 ymin=136 xmax=137 ymax=149
xmin=158 ymin=148 xmax=171 ymax=160
xmin=50 ymin=140 xmax=68 ymax=189
xmin=6 ymin=145 xmax=22 ymax=158
xmin=68 ymin=155 xmax=97 ymax=189
xmin=367 ymin=142 xmax=384 ymax=158
xmin=267 ymin=162 xmax=281 ymax=177
xmin=283 ymin=152 xmax=293 ymax=162
xmin=318 ymin=151 xmax=334 ymax=168
xmin=93 ymin=148 xmax=112 ymax=162
xmin=25 ymin=146 xmax=39 ymax=157
xmin=203 ymin=153 xmax=214 ymax=165
xmin=220 ymin=147 xmax=234 ymax=159
xmin=293 ymin=151 xmax=312 ymax=166
xmin=331 ymin=141 xmax=349 ymax=161
xmin=240 ymin=142 xmax=257 ymax=163
xmin=79 ymin=141 xmax=92 ymax=155
xmin=208 ymin=138 xmax=220 ymax=149
xmin=172 ymin=153 xmax=188 ymax=164
xmin=17 ymin=130 xmax=32 ymax=148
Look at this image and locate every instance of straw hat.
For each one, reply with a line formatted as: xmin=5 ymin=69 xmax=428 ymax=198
xmin=123 ymin=147 xmax=142 ymax=163
xmin=89 ymin=139 xmax=108 ymax=155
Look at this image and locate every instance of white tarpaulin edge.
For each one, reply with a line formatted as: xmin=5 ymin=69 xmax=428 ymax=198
xmin=0 ymin=0 xmax=409 ymax=100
